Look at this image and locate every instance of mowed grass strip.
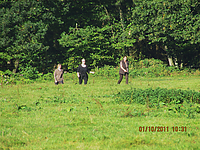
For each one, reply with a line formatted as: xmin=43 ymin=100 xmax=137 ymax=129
xmin=0 ymin=75 xmax=200 ymax=149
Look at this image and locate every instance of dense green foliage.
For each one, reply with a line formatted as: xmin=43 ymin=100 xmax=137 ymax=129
xmin=58 ymin=26 xmax=117 ymax=69
xmin=126 ymin=0 xmax=200 ymax=65
xmin=129 ymin=58 xmax=200 ymax=78
xmin=0 ymin=0 xmax=70 ymax=73
xmin=115 ymin=87 xmax=200 ymax=105
xmin=114 ymin=87 xmax=200 ymax=119
xmin=0 ymin=0 xmax=200 ymax=74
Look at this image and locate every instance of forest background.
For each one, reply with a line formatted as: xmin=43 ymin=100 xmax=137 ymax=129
xmin=1 ymin=1 xmax=200 ymax=149
xmin=0 ymin=0 xmax=200 ymax=78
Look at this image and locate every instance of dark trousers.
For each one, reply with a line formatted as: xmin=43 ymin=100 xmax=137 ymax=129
xmin=118 ymin=73 xmax=128 ymax=84
xmin=79 ymin=74 xmax=88 ymax=85
xmin=55 ymin=80 xmax=64 ymax=85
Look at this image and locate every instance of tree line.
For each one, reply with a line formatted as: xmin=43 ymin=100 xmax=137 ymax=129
xmin=1 ymin=0 xmax=199 ymax=74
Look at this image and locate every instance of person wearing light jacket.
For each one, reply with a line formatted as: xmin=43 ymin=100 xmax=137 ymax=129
xmin=54 ymin=64 xmax=64 ymax=85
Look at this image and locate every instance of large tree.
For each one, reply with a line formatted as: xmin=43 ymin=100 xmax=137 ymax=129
xmin=1 ymin=0 xmax=199 ymax=75
xmin=0 ymin=0 xmax=70 ymax=73
xmin=126 ymin=0 xmax=200 ymax=66
xmin=58 ymin=0 xmax=134 ymax=69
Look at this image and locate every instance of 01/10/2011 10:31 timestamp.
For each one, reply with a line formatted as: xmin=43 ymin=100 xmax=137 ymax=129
xmin=139 ymin=126 xmax=187 ymax=132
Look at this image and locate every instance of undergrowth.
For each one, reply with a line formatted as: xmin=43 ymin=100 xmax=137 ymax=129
xmin=114 ymin=87 xmax=200 ymax=118
xmin=1 ymin=58 xmax=200 ymax=86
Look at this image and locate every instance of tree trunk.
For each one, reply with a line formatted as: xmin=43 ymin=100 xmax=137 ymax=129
xmin=164 ymin=46 xmax=174 ymax=66
xmin=13 ymin=59 xmax=19 ymax=73
xmin=117 ymin=0 xmax=126 ymax=55
xmin=102 ymin=5 xmax=114 ymax=38
xmin=118 ymin=2 xmax=125 ymax=32
xmin=168 ymin=56 xmax=174 ymax=66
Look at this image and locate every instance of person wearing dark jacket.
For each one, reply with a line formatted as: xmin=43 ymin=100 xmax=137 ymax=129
xmin=118 ymin=56 xmax=129 ymax=84
xmin=77 ymin=59 xmax=94 ymax=85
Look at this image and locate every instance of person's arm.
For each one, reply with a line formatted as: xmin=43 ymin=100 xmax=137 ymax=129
xmin=54 ymin=70 xmax=57 ymax=82
xmin=120 ymin=61 xmax=127 ymax=72
xmin=60 ymin=69 xmax=64 ymax=78
xmin=87 ymin=65 xmax=94 ymax=74
xmin=77 ymin=72 xmax=80 ymax=77
xmin=126 ymin=61 xmax=129 ymax=72
xmin=77 ymin=65 xmax=80 ymax=77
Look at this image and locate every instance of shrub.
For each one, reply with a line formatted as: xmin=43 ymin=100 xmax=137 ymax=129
xmin=20 ymin=66 xmax=39 ymax=80
xmin=129 ymin=58 xmax=200 ymax=78
xmin=36 ymin=72 xmax=53 ymax=82
xmin=93 ymin=65 xmax=118 ymax=78
xmin=0 ymin=70 xmax=15 ymax=85
xmin=114 ymin=87 xmax=200 ymax=106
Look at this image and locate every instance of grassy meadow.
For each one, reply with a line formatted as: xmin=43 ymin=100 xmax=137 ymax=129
xmin=0 ymin=74 xmax=200 ymax=149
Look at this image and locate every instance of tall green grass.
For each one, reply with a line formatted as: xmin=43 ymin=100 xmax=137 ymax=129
xmin=0 ymin=75 xmax=200 ymax=149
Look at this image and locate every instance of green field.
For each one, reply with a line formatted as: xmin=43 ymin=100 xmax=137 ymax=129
xmin=1 ymin=75 xmax=200 ymax=150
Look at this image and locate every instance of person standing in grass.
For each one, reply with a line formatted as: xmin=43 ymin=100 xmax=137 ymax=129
xmin=118 ymin=56 xmax=129 ymax=84
xmin=54 ymin=64 xmax=64 ymax=85
xmin=77 ymin=59 xmax=94 ymax=85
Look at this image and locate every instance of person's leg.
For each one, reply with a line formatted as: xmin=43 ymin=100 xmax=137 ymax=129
xmin=118 ymin=74 xmax=123 ymax=84
xmin=84 ymin=74 xmax=88 ymax=85
xmin=79 ymin=76 xmax=83 ymax=84
xmin=125 ymin=73 xmax=128 ymax=84
xmin=58 ymin=80 xmax=64 ymax=84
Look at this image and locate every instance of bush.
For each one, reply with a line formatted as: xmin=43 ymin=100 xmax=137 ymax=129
xmin=114 ymin=87 xmax=200 ymax=106
xmin=0 ymin=69 xmax=54 ymax=85
xmin=0 ymin=70 xmax=15 ymax=85
xmin=129 ymin=58 xmax=200 ymax=78
xmin=20 ymin=66 xmax=39 ymax=80
xmin=36 ymin=72 xmax=54 ymax=82
xmin=93 ymin=65 xmax=119 ymax=78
